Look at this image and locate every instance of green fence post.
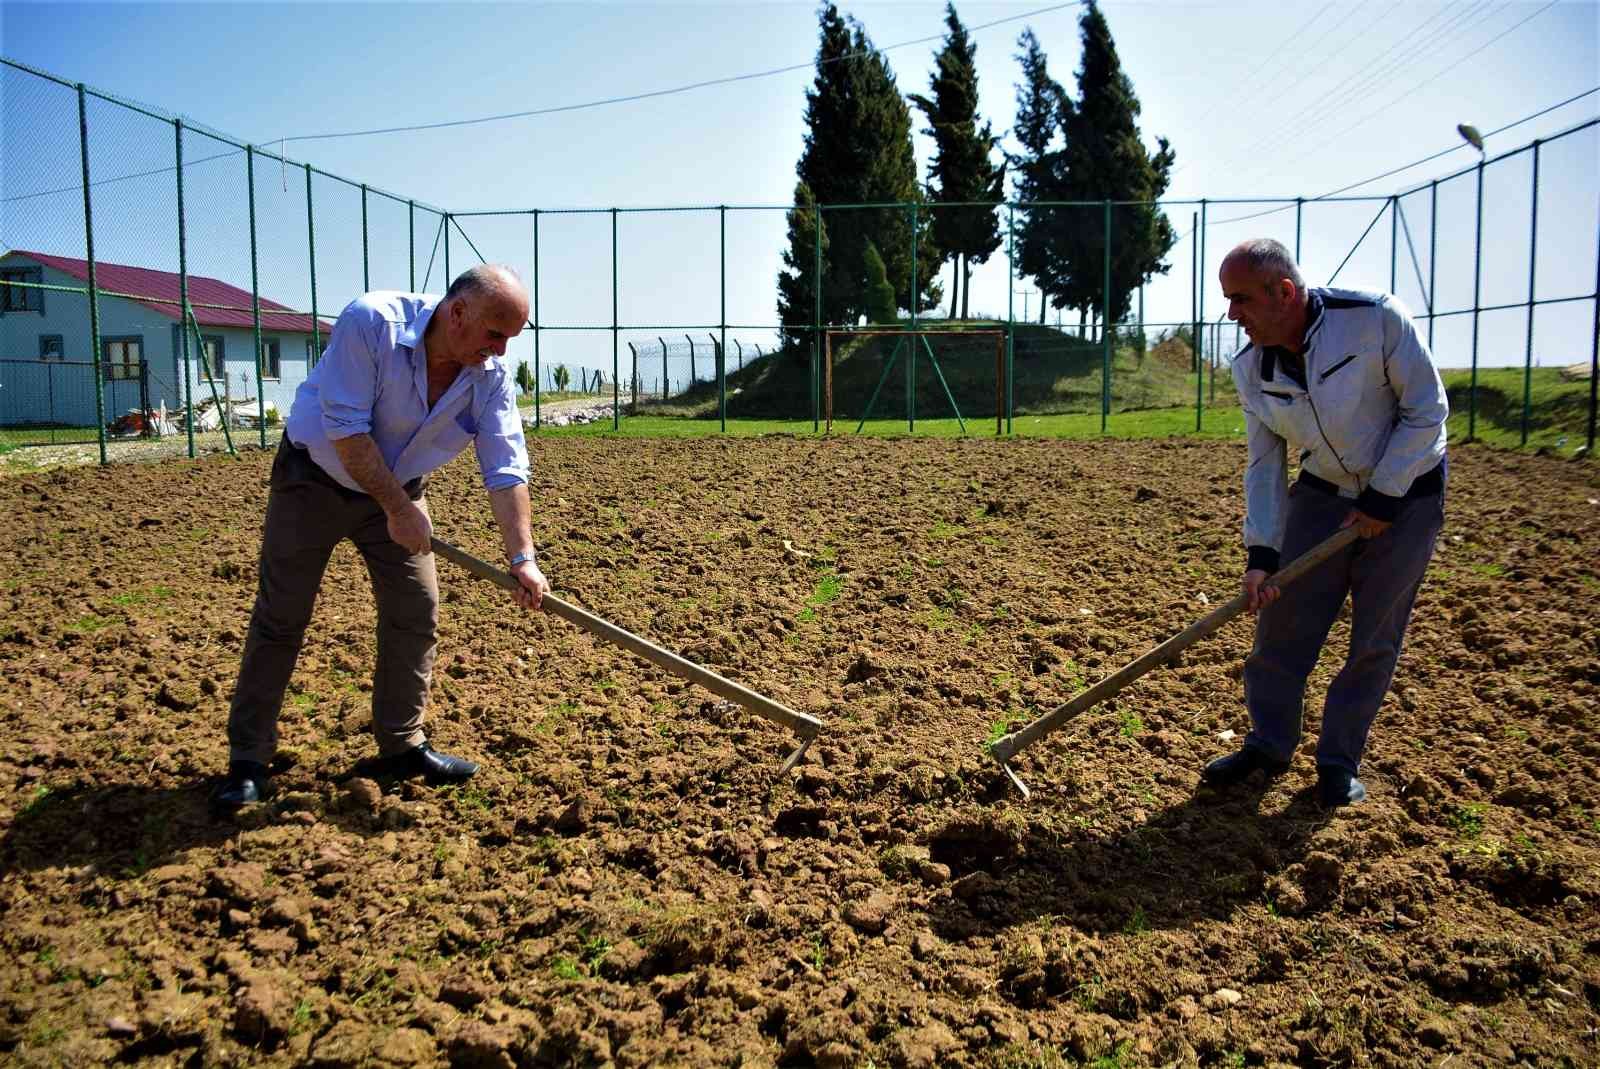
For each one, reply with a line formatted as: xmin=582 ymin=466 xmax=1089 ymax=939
xmin=306 ymin=164 xmax=320 ymax=362
xmin=176 ymin=119 xmax=194 ymax=459
xmin=77 ymin=85 xmax=106 ymax=465
xmin=361 ymin=184 xmax=370 ymax=292
xmin=658 ymin=336 xmax=667 ymax=400
xmin=408 ymin=200 xmax=416 ymax=291
xmin=247 ymin=145 xmax=265 ymax=448
xmin=1005 ymin=204 xmax=1014 ymax=435
xmin=1522 ymin=141 xmax=1540 ymax=447
xmin=1294 ymin=197 xmax=1302 ymax=261
xmin=1427 ymin=181 xmax=1438 ymax=349
xmin=1389 ymin=195 xmax=1398 ymax=295
xmin=1469 ymin=160 xmax=1484 ymax=441
xmin=1102 ymin=199 xmax=1112 ymax=435
xmin=908 ymin=201 xmax=918 ymax=433
xmin=1197 ymin=201 xmax=1207 ymax=432
xmin=444 ymin=213 xmax=451 ymax=286
xmin=1192 ymin=209 xmax=1201 ymax=433
xmin=1589 ymin=200 xmax=1599 ymax=453
xmin=813 ymin=206 xmax=822 ymax=432
xmin=532 ymin=209 xmax=541 ymax=431
xmin=719 ymin=205 xmax=727 ymax=432
xmin=611 ymin=207 xmax=619 ymax=430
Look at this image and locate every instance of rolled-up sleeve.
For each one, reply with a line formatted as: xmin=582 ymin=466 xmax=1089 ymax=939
xmin=318 ymin=301 xmax=381 ymax=440
xmin=473 ymin=371 xmax=530 ymax=491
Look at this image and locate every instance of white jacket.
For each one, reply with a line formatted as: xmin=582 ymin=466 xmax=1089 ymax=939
xmin=1231 ymin=287 xmax=1448 ymax=564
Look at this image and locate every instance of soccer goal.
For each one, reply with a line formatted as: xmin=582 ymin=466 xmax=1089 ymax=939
xmin=823 ymin=329 xmax=1006 ymax=435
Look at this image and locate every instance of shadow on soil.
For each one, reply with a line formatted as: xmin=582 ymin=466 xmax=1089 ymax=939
xmin=926 ymin=781 xmax=1332 ymax=940
xmin=2 ymin=771 xmax=384 ymax=877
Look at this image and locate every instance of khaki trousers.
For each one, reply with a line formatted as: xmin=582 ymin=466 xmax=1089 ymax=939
xmin=227 ymin=437 xmax=436 ymax=764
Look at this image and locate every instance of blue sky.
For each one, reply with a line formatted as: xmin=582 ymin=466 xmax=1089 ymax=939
xmin=2 ymin=0 xmax=1597 ymax=380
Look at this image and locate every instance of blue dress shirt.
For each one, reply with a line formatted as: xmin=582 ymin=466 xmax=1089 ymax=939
xmin=285 ymin=292 xmax=529 ymax=493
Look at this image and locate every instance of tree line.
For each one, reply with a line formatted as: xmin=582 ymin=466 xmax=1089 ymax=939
xmin=777 ymin=1 xmax=1176 ymax=349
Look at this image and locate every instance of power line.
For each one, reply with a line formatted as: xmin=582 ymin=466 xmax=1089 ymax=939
xmin=1215 ymin=0 xmax=1564 ymax=198
xmin=1176 ymin=0 xmax=1338 ymax=141
xmin=1223 ymin=0 xmax=1495 ymax=178
xmin=1209 ymin=86 xmax=1598 ymax=226
xmin=1171 ymin=0 xmax=1395 ymax=180
xmin=1318 ymin=0 xmax=1562 ymax=148
xmin=268 ymin=2 xmax=1085 ymax=146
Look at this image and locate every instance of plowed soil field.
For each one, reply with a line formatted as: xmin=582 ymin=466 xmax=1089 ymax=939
xmin=1 ymin=437 xmax=1596 ymax=1068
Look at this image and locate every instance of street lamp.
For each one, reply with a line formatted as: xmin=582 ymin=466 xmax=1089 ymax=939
xmin=1457 ymin=123 xmax=1485 ymax=157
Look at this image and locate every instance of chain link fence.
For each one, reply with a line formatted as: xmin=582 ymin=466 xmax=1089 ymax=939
xmin=3 ymin=55 xmax=1595 ymax=463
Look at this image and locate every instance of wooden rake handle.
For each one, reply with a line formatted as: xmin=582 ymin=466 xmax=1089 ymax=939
xmin=988 ymin=525 xmax=1360 ymax=766
xmin=430 ymin=537 xmax=822 ymax=741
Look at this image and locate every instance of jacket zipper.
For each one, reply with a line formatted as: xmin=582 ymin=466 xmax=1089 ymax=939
xmin=1305 ymin=375 xmax=1355 ymax=480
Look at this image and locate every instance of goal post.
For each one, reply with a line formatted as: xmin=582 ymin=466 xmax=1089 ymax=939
xmin=823 ymin=329 xmax=1006 ymax=435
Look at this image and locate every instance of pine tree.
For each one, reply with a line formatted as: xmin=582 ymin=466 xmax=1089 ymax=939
xmin=910 ymin=4 xmax=1005 ymax=321
xmin=785 ymin=3 xmax=940 ymax=332
xmin=1058 ymin=1 xmax=1176 ymax=325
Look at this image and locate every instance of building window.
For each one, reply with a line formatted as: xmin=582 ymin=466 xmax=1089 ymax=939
xmin=39 ymin=335 xmax=65 ymax=361
xmin=199 ymin=335 xmax=225 ymax=381
xmin=260 ymin=338 xmax=281 ymax=380
xmin=103 ymin=337 xmax=143 ymax=381
xmin=1 ymin=266 xmax=44 ymax=314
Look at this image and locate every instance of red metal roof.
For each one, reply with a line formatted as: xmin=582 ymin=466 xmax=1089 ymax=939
xmin=3 ymin=249 xmax=335 ymax=335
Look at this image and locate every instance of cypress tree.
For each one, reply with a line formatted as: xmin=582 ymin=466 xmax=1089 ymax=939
xmin=784 ymin=3 xmax=941 ymax=331
xmin=862 ymin=241 xmax=897 ymax=325
xmin=777 ymin=180 xmax=829 ymax=353
xmin=1058 ymin=1 xmax=1176 ymax=324
xmin=909 ymin=3 xmax=1005 ymax=320
xmin=1008 ymin=28 xmax=1074 ymax=323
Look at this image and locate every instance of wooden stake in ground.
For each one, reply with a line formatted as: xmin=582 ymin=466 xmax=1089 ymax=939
xmin=431 ymin=537 xmax=823 ymax=771
xmin=988 ymin=526 xmax=1361 ymax=798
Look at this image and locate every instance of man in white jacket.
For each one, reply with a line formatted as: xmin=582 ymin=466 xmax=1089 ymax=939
xmin=1203 ymin=239 xmax=1448 ymax=808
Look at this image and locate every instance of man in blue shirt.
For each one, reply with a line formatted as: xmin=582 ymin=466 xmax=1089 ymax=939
xmin=212 ymin=265 xmax=550 ymax=810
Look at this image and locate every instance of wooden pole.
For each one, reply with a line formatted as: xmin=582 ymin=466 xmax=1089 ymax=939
xmin=431 ymin=538 xmax=823 ymax=763
xmin=989 ymin=526 xmax=1360 ymax=786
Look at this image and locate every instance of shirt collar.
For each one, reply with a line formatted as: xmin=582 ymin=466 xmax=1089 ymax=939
xmin=397 ymin=296 xmax=441 ymax=352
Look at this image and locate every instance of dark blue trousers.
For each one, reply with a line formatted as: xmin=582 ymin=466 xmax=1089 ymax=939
xmin=1243 ymin=480 xmax=1444 ymax=775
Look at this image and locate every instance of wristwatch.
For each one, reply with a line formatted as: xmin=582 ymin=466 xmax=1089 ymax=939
xmin=509 ymin=550 xmax=537 ymax=569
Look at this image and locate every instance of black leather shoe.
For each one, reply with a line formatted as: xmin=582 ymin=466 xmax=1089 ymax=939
xmin=376 ymin=742 xmax=479 ymax=785
xmin=210 ymin=760 xmax=270 ymax=809
xmin=1317 ymin=765 xmax=1367 ymax=808
xmin=1201 ymin=745 xmax=1290 ymax=787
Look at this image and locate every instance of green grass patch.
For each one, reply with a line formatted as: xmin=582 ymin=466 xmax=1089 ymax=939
xmin=797 ymin=573 xmax=843 ymax=623
xmin=110 ymin=585 xmax=175 ymax=607
xmin=1447 ymin=803 xmax=1487 ymax=839
xmin=1441 ymin=366 xmax=1596 ymax=450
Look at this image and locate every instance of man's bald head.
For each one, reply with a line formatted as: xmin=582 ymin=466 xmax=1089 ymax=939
xmin=444 ymin=265 xmax=528 ymax=310
xmin=1219 ymin=239 xmax=1311 ymax=351
xmin=429 ymin=265 xmax=529 ymax=369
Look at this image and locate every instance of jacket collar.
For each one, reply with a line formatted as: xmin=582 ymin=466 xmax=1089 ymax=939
xmin=1261 ymin=289 xmax=1324 ymax=382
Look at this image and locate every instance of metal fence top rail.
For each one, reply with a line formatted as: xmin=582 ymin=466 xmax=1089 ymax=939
xmin=1 ymin=55 xmax=449 ymax=216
